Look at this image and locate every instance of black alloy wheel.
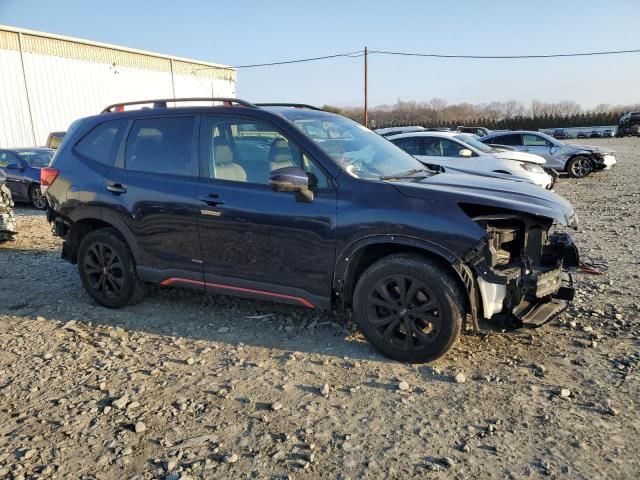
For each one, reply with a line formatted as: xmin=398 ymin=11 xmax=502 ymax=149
xmin=353 ymin=254 xmax=464 ymax=363
xmin=365 ymin=274 xmax=443 ymax=351
xmin=83 ymin=242 xmax=124 ymax=299
xmin=77 ymin=228 xmax=146 ymax=308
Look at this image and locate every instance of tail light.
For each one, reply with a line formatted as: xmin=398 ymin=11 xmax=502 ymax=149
xmin=40 ymin=167 xmax=60 ymax=193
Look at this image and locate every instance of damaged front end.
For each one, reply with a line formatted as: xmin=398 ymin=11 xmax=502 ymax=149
xmin=463 ymin=213 xmax=579 ymax=328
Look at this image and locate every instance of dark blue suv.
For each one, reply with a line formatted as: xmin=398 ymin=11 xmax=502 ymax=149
xmin=44 ymin=98 xmax=579 ymax=362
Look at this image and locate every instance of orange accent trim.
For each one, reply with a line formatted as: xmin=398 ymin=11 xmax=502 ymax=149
xmin=159 ymin=277 xmax=315 ymax=308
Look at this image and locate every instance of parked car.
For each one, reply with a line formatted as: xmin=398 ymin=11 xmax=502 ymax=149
xmin=0 ymin=147 xmax=54 ymax=209
xmin=375 ymin=126 xmax=425 ymax=137
xmin=577 ymin=131 xmax=588 ymax=139
xmin=44 ymin=98 xmax=579 ymax=363
xmin=456 ymin=126 xmax=492 ymax=137
xmin=552 ymin=128 xmax=570 ymax=140
xmin=388 ymin=131 xmax=553 ymax=189
xmin=0 ymin=170 xmax=17 ymax=243
xmin=480 ymin=130 xmax=616 ymax=178
xmin=589 ymin=130 xmax=602 ymax=138
xmin=45 ymin=131 xmax=66 ymax=149
xmin=616 ymin=111 xmax=640 ymax=137
xmin=602 ymin=129 xmax=614 ymax=138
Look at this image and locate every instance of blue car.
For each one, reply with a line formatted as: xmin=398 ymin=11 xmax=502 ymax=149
xmin=0 ymin=147 xmax=54 ymax=209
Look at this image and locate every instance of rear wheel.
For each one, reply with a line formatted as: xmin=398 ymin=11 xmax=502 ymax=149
xmin=30 ymin=184 xmax=47 ymax=210
xmin=77 ymin=228 xmax=146 ymax=308
xmin=352 ymin=254 xmax=464 ymax=363
xmin=566 ymin=156 xmax=592 ymax=178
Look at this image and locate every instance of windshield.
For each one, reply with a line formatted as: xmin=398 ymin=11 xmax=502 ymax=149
xmin=290 ymin=115 xmax=428 ymax=179
xmin=454 ymin=134 xmax=494 ymax=153
xmin=17 ymin=150 xmax=53 ymax=167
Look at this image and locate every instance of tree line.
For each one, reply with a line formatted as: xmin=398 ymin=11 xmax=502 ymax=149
xmin=322 ymin=99 xmax=640 ymax=130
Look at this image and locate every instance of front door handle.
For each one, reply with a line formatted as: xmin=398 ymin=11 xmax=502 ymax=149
xmin=198 ymin=193 xmax=225 ymax=206
xmin=106 ymin=183 xmax=127 ymax=194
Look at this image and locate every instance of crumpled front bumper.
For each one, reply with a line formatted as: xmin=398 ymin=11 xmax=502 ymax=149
xmin=474 ymin=232 xmax=579 ymax=328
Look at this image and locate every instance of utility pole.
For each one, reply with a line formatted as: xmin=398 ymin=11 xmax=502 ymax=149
xmin=364 ymin=46 xmax=368 ymax=128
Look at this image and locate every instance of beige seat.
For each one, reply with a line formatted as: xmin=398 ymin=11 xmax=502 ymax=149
xmin=269 ymin=137 xmax=296 ymax=171
xmin=213 ymin=137 xmax=246 ymax=182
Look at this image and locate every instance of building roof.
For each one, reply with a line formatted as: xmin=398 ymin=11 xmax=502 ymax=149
xmin=0 ymin=24 xmax=235 ymax=81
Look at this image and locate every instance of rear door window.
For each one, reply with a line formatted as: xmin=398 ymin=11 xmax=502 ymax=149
xmin=75 ymin=119 xmax=127 ymax=165
xmin=391 ymin=137 xmax=423 ymax=156
xmin=490 ymin=134 xmax=522 ymax=146
xmin=124 ymin=116 xmax=196 ymax=176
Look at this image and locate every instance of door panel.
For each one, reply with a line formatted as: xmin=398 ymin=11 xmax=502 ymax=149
xmin=197 ymin=115 xmax=337 ymax=301
xmin=102 ymin=115 xmax=203 ymax=281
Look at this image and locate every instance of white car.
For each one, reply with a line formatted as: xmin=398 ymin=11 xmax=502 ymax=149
xmin=388 ymin=131 xmax=554 ymax=189
xmin=375 ymin=126 xmax=426 ymax=137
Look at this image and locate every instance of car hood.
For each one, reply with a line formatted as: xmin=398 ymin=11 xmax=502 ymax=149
xmin=562 ymin=143 xmax=614 ymax=155
xmin=393 ymin=172 xmax=578 ymax=227
xmin=492 ymin=150 xmax=546 ymax=164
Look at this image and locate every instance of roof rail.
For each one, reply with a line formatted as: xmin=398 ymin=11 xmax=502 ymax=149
xmin=255 ymin=103 xmax=323 ymax=111
xmin=101 ymin=97 xmax=256 ymax=113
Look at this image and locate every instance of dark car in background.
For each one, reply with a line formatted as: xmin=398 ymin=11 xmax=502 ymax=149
xmin=602 ymin=129 xmax=614 ymax=138
xmin=577 ymin=131 xmax=588 ymax=139
xmin=552 ymin=128 xmax=570 ymax=140
xmin=0 ymin=147 xmax=54 ymax=209
xmin=589 ymin=130 xmax=602 ymax=138
xmin=44 ymin=98 xmax=579 ymax=363
xmin=616 ymin=111 xmax=640 ymax=137
xmin=456 ymin=126 xmax=492 ymax=137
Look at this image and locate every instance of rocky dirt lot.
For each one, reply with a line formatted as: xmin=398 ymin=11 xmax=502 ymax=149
xmin=1 ymin=138 xmax=639 ymax=480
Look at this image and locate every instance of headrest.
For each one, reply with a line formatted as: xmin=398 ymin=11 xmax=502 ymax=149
xmin=213 ymin=137 xmax=234 ymax=165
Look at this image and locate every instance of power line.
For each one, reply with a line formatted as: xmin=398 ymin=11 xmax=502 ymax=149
xmin=216 ymin=47 xmax=640 ymax=71
xmin=219 ymin=51 xmax=364 ymax=70
xmin=369 ymin=48 xmax=640 ymax=59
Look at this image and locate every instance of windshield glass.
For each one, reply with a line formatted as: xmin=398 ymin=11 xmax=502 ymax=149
xmin=17 ymin=150 xmax=53 ymax=167
xmin=289 ymin=115 xmax=428 ymax=179
xmin=454 ymin=134 xmax=494 ymax=153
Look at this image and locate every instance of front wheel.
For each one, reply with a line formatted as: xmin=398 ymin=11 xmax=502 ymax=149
xmin=566 ymin=156 xmax=593 ymax=178
xmin=30 ymin=184 xmax=47 ymax=210
xmin=77 ymin=228 xmax=146 ymax=308
xmin=352 ymin=254 xmax=465 ymax=363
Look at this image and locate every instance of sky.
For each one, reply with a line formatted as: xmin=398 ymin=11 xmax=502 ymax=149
xmin=1 ymin=0 xmax=639 ymax=109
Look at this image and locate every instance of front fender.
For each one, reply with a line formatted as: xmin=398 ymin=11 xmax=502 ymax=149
xmin=333 ymin=234 xmax=460 ymax=293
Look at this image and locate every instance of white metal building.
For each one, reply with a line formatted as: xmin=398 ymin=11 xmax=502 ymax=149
xmin=0 ymin=25 xmax=237 ymax=147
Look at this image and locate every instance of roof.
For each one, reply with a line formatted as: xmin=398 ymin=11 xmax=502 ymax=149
xmin=0 ymin=25 xmax=235 ymax=81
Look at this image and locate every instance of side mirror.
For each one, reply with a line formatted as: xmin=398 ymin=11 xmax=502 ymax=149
xmin=6 ymin=163 xmax=23 ymax=171
xmin=458 ymin=148 xmax=473 ymax=158
xmin=269 ymin=166 xmax=313 ymax=202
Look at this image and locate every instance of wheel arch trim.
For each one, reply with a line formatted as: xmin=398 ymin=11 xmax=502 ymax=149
xmin=68 ymin=207 xmax=141 ymax=264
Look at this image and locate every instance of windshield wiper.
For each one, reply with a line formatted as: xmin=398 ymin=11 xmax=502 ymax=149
xmin=380 ymin=168 xmax=432 ymax=181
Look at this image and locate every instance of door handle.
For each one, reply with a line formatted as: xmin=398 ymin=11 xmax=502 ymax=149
xmin=198 ymin=193 xmax=225 ymax=206
xmin=106 ymin=183 xmax=127 ymax=194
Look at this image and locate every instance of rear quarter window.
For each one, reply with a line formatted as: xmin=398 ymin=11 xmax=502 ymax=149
xmin=74 ymin=119 xmax=128 ymax=166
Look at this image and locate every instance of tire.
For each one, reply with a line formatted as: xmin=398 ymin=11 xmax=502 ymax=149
xmin=77 ymin=228 xmax=146 ymax=308
xmin=566 ymin=156 xmax=593 ymax=178
xmin=29 ymin=184 xmax=47 ymax=210
xmin=352 ymin=254 xmax=465 ymax=363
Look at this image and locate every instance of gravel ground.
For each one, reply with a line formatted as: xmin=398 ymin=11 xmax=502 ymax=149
xmin=0 ymin=138 xmax=638 ymax=480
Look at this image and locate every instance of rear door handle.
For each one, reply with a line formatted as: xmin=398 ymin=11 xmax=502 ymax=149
xmin=106 ymin=183 xmax=127 ymax=194
xmin=198 ymin=193 xmax=225 ymax=206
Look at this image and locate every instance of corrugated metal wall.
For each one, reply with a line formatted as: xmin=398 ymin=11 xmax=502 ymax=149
xmin=0 ymin=27 xmax=236 ymax=147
